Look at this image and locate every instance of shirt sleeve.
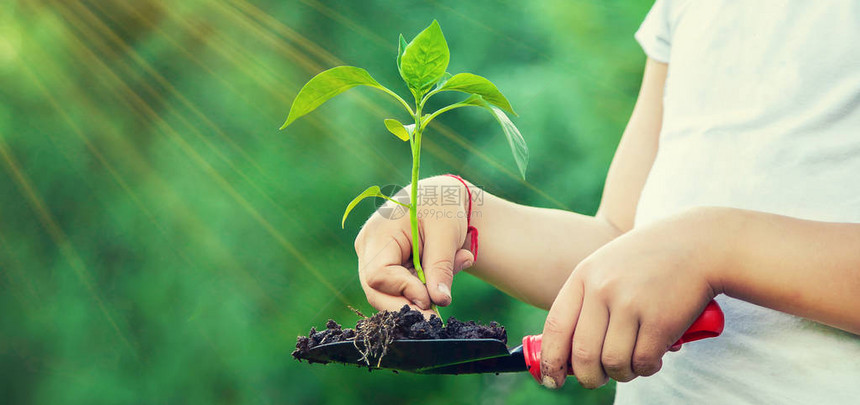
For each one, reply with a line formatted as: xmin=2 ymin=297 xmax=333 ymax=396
xmin=635 ymin=0 xmax=672 ymax=63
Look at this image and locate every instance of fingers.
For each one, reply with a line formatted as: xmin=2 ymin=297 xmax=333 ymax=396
xmin=570 ymin=297 xmax=610 ymax=389
xmin=422 ymin=218 xmax=468 ymax=307
xmin=601 ymin=310 xmax=639 ymax=383
xmin=357 ymin=232 xmax=431 ymax=311
xmin=364 ymin=264 xmax=433 ymax=310
xmin=540 ymin=276 xmax=584 ymax=389
xmin=361 ymin=288 xmax=437 ymax=318
xmin=631 ymin=322 xmax=667 ymax=377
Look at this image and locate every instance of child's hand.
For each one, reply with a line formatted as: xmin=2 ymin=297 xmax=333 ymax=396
xmin=354 ymin=176 xmax=475 ymax=317
xmin=539 ymin=208 xmax=726 ymax=389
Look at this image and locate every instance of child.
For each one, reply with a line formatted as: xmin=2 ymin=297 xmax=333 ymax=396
xmin=352 ymin=1 xmax=860 ymax=403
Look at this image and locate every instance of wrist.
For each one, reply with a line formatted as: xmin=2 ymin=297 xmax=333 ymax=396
xmin=674 ymin=206 xmax=747 ymax=296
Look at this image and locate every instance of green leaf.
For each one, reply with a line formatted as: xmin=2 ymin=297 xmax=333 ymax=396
xmin=396 ymin=34 xmax=407 ymax=75
xmin=440 ymin=73 xmax=516 ymax=115
xmin=460 ymin=93 xmax=487 ymax=106
xmin=487 ymin=105 xmax=528 ymax=179
xmin=434 ymin=72 xmax=453 ymax=90
xmin=343 ymin=186 xmax=382 ymax=228
xmin=342 ymin=186 xmax=409 ymax=228
xmin=384 ymin=118 xmax=410 ymax=141
xmin=465 ymin=96 xmax=528 ymax=178
xmin=281 ymin=66 xmax=384 ymax=129
xmin=399 ymin=20 xmax=450 ymax=92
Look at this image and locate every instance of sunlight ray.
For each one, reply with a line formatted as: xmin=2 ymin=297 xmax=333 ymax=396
xmin=50 ymin=1 xmax=350 ymax=305
xmin=74 ymin=5 xmax=402 ymax=252
xmin=101 ymin=0 xmax=397 ymax=202
xmin=209 ymin=1 xmax=324 ymax=75
xmin=153 ymin=0 xmax=402 ymax=177
xmin=54 ymin=0 xmax=359 ymax=267
xmin=14 ymin=50 xmax=215 ymax=280
xmin=228 ymin=0 xmax=341 ymax=66
xmin=89 ymin=0 xmax=373 ymax=247
xmin=17 ymin=62 xmax=168 ymax=245
xmin=202 ymin=0 xmax=405 ymax=174
xmin=427 ymin=0 xmax=551 ymax=60
xmin=68 ymin=1 xmax=270 ymax=180
xmin=0 ymin=227 xmax=41 ymax=309
xmin=85 ymin=0 xmax=261 ymax=125
xmin=216 ymin=0 xmax=483 ymax=182
xmin=0 ymin=131 xmax=135 ymax=355
xmin=60 ymin=1 xmax=334 ymax=232
xmin=296 ymin=0 xmax=390 ymax=48
xmin=34 ymin=46 xmax=286 ymax=317
xmin=37 ymin=2 xmax=321 ymax=310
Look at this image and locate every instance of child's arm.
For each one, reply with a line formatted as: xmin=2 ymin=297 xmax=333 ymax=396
xmin=538 ymin=206 xmax=860 ymax=390
xmin=714 ymin=208 xmax=860 ymax=334
xmin=354 ymin=59 xmax=668 ymax=314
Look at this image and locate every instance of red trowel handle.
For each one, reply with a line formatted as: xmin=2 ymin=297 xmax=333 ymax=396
xmin=522 ymin=299 xmax=724 ymax=383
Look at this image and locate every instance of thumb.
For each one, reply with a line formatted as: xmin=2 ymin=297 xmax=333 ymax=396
xmin=423 ymin=249 xmax=473 ymax=307
xmin=453 ymin=248 xmax=475 ymax=276
xmin=422 ymin=228 xmax=466 ymax=308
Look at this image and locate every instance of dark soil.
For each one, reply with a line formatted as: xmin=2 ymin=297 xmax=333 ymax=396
xmin=293 ymin=305 xmax=506 ymax=365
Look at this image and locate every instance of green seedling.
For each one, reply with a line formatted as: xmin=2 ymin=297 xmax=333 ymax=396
xmin=281 ymin=20 xmax=528 ymax=317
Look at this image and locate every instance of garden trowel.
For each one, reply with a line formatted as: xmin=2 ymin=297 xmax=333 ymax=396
xmin=301 ymin=300 xmax=724 ymax=383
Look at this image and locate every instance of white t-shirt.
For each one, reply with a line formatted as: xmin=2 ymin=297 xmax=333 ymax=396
xmin=618 ymin=1 xmax=860 ymax=404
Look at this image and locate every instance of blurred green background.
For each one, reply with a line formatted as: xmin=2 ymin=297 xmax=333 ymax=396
xmin=0 ymin=0 xmax=652 ymax=403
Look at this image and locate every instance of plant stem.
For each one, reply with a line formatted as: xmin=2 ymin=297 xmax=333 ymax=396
xmin=410 ymin=97 xmax=442 ymax=320
xmin=409 ymin=130 xmax=423 ymax=283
